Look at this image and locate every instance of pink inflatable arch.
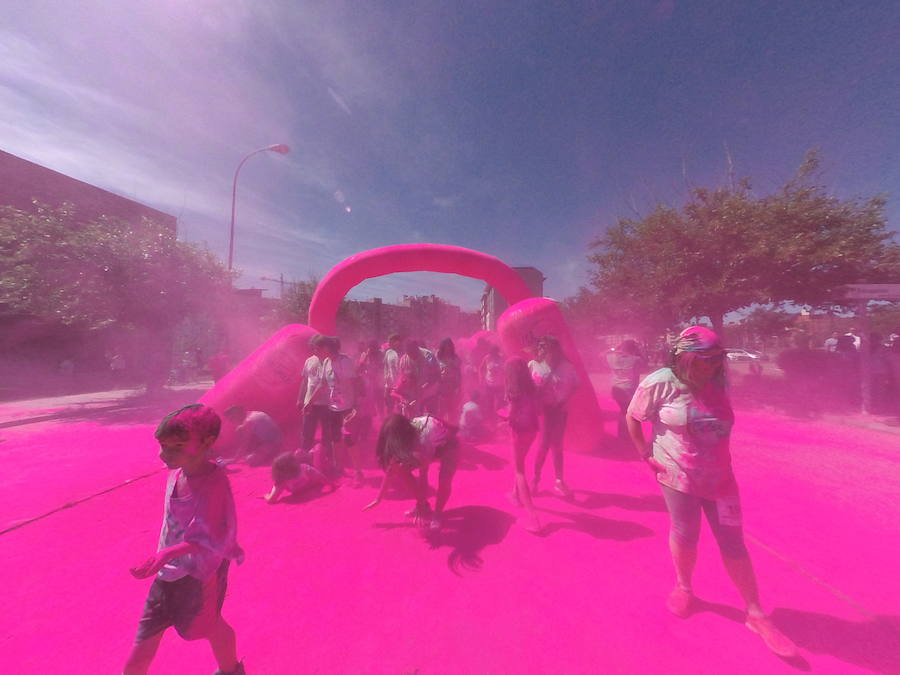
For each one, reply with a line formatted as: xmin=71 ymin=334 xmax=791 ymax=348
xmin=202 ymin=243 xmax=604 ymax=454
xmin=308 ymin=244 xmax=533 ymax=334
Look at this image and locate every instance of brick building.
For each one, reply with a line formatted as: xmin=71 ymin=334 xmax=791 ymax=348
xmin=0 ymin=149 xmax=176 ymax=231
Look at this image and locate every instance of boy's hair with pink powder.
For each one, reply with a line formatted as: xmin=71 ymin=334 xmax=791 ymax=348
xmin=154 ymin=404 xmax=222 ymax=442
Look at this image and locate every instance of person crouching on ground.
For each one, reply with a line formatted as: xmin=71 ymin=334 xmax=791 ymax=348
xmin=265 ymin=450 xmax=335 ymax=504
xmin=124 ymin=404 xmax=245 ymax=675
xmin=626 ymin=326 xmax=797 ymax=658
xmin=363 ymin=413 xmax=459 ymax=531
xmin=223 ymin=405 xmax=283 ymax=466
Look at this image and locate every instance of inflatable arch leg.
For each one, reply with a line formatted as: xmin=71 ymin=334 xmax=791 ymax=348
xmin=201 ymin=244 xmax=602 ymax=453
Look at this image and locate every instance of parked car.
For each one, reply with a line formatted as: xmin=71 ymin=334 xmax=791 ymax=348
xmin=726 ymin=348 xmax=766 ymax=362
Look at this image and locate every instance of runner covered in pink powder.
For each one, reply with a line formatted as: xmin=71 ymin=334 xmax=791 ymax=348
xmin=626 ymin=326 xmax=798 ymax=658
xmin=363 ymin=413 xmax=459 ymax=531
xmin=501 ymin=357 xmax=542 ymax=532
xmin=124 ymin=404 xmax=245 ymax=675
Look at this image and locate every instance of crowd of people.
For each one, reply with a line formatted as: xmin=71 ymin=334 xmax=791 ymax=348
xmin=122 ymin=325 xmax=801 ymax=673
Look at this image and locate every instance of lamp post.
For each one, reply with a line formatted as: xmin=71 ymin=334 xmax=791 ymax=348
xmin=228 ymin=143 xmax=290 ymax=272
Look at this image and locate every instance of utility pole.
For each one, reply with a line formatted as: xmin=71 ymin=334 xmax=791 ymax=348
xmin=260 ymin=273 xmax=287 ymax=298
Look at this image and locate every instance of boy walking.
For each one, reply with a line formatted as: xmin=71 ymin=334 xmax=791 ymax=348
xmin=124 ymin=404 xmax=245 ymax=675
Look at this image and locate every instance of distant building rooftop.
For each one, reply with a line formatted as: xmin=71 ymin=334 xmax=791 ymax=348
xmin=0 ymin=149 xmax=176 ymax=231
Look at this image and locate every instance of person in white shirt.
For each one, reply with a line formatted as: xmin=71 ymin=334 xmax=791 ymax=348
xmin=297 ymin=334 xmax=335 ymax=471
xmin=626 ymin=326 xmax=797 ymax=658
xmin=383 ymin=333 xmax=403 ymax=414
xmin=528 ymin=335 xmax=579 ymax=497
xmin=323 ymin=336 xmax=365 ymax=485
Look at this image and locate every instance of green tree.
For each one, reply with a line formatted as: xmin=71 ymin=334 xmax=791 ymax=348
xmin=268 ymin=277 xmax=366 ymax=338
xmin=269 ymin=276 xmax=319 ymax=327
xmin=588 ymin=152 xmax=900 ymax=335
xmin=0 ymin=202 xmax=232 ymax=364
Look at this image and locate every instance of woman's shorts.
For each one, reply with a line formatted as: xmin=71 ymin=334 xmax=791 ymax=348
xmin=135 ymin=560 xmax=229 ymax=642
xmin=660 ymin=485 xmax=748 ymax=559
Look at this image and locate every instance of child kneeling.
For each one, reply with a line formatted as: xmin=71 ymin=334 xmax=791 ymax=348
xmin=124 ymin=404 xmax=245 ymax=675
xmin=265 ymin=449 xmax=335 ymax=503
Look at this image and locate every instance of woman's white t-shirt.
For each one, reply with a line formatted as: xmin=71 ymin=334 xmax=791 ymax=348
xmin=627 ymin=368 xmax=736 ymax=499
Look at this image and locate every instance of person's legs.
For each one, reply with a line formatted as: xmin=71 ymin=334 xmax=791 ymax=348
xmin=661 ymin=485 xmax=702 ymax=616
xmin=512 ymin=430 xmax=541 ymax=531
xmin=126 ymin=575 xmax=175 ymax=673
xmin=547 ymin=407 xmax=570 ymax=495
xmin=313 ymin=406 xmax=336 ymax=474
xmin=611 ymin=387 xmax=633 ymax=438
xmin=532 ymin=407 xmax=552 ymax=491
xmin=433 ymin=445 xmax=459 ymax=520
xmin=700 ymin=495 xmax=797 ymax=655
xmin=207 ymin=616 xmax=239 ymax=672
xmin=301 ymin=406 xmax=318 ymax=451
xmin=123 ymin=631 xmax=165 ymax=674
xmin=178 ymin=562 xmax=241 ymax=672
xmin=700 ymin=497 xmax=760 ymax=613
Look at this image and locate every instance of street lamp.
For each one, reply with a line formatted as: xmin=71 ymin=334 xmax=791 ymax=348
xmin=228 ymin=143 xmax=291 ymax=271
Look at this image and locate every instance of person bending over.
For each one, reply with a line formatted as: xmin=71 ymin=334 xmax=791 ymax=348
xmin=223 ymin=405 xmax=283 ymax=466
xmin=363 ymin=413 xmax=458 ymax=531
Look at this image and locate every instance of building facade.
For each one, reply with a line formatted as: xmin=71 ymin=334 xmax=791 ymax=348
xmin=480 ymin=266 xmax=545 ymax=330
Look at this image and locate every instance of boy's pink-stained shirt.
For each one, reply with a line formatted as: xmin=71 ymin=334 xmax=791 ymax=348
xmin=627 ymin=367 xmax=737 ymax=500
xmin=157 ymin=465 xmax=245 ymax=582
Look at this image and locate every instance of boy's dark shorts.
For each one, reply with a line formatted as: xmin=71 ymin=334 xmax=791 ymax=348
xmin=135 ymin=560 xmax=229 ymax=642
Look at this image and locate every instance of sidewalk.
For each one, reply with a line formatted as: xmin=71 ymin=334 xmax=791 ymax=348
xmin=0 ymin=381 xmax=213 ymax=428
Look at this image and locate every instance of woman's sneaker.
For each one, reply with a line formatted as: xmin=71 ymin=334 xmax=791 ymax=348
xmin=553 ymin=479 xmax=573 ymax=498
xmin=745 ymin=614 xmax=798 ymax=658
xmin=666 ymin=586 xmax=694 ymax=618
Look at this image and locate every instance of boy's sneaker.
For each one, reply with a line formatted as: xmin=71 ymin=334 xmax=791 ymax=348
xmin=745 ymin=614 xmax=798 ymax=658
xmin=213 ymin=660 xmax=246 ymax=675
xmin=666 ymin=586 xmax=694 ymax=618
xmin=553 ymin=479 xmax=573 ymax=498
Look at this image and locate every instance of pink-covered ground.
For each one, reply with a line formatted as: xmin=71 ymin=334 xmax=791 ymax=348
xmin=1 ymin=379 xmax=898 ymax=674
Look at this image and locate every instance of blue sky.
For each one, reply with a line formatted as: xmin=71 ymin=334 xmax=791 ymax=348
xmin=2 ymin=1 xmax=898 ymax=309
